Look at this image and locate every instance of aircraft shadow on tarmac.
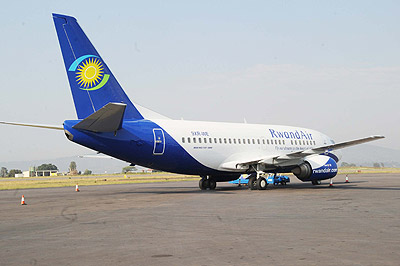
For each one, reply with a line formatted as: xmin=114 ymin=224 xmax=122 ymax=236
xmin=267 ymin=181 xmax=400 ymax=191
xmin=112 ymin=180 xmax=399 ymax=194
xmin=116 ymin=187 xmax=237 ymax=195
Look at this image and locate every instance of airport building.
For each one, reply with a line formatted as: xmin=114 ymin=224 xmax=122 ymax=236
xmin=22 ymin=167 xmax=59 ymax=177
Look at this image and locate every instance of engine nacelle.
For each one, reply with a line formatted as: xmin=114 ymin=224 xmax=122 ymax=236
xmin=292 ymin=155 xmax=338 ymax=181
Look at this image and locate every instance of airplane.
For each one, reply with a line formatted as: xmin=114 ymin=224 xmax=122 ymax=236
xmin=0 ymin=13 xmax=384 ymax=190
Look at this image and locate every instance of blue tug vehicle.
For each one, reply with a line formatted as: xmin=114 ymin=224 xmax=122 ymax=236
xmin=230 ymin=174 xmax=290 ymax=187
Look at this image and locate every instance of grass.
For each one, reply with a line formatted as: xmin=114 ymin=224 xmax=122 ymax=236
xmin=0 ymin=173 xmax=198 ymax=190
xmin=338 ymin=167 xmax=400 ymax=174
xmin=1 ymin=167 xmax=399 ymax=190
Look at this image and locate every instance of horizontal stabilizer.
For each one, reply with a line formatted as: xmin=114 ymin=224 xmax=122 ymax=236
xmin=73 ymin=102 xmax=126 ymax=132
xmin=0 ymin=121 xmax=63 ymax=130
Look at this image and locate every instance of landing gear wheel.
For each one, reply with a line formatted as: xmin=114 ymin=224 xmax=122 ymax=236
xmin=257 ymin=177 xmax=267 ymax=190
xmin=199 ymin=177 xmax=216 ymax=190
xmin=199 ymin=178 xmax=208 ymax=190
xmin=312 ymin=180 xmax=321 ymax=186
xmin=248 ymin=176 xmax=257 ymax=190
xmin=209 ymin=178 xmax=216 ymax=190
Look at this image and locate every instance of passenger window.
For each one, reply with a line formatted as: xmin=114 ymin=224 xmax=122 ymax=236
xmin=278 ymin=140 xmax=281 ymax=145
xmin=257 ymin=139 xmax=260 ymax=145
xmin=267 ymin=139 xmax=269 ymax=145
xmin=228 ymin=138 xmax=232 ymax=144
xmin=209 ymin=138 xmax=212 ymax=143
xmin=182 ymin=137 xmax=185 ymax=143
xmin=252 ymin=139 xmax=255 ymax=144
xmin=233 ymin=139 xmax=236 ymax=144
xmin=275 ymin=140 xmax=278 ymax=145
xmin=224 ymin=138 xmax=227 ymax=144
xmin=303 ymin=140 xmax=305 ymax=145
xmin=199 ymin=138 xmax=202 ymax=143
xmin=193 ymin=138 xmax=196 ymax=143
xmin=188 ymin=138 xmax=191 ymax=143
xmin=282 ymin=140 xmax=285 ymax=145
xmin=314 ymin=141 xmax=316 ymax=145
xmin=243 ymin=139 xmax=246 ymax=144
xmin=214 ymin=138 xmax=217 ymax=143
xmin=219 ymin=138 xmax=222 ymax=144
xmin=248 ymin=139 xmax=250 ymax=144
xmin=238 ymin=139 xmax=241 ymax=144
xmin=204 ymin=138 xmax=207 ymax=143
xmin=262 ymin=139 xmax=265 ymax=145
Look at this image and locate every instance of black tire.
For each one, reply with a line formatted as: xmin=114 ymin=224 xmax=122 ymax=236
xmin=311 ymin=180 xmax=321 ymax=186
xmin=257 ymin=177 xmax=267 ymax=190
xmin=199 ymin=178 xmax=208 ymax=190
xmin=248 ymin=176 xmax=257 ymax=190
xmin=209 ymin=178 xmax=216 ymax=190
xmin=281 ymin=181 xmax=286 ymax=186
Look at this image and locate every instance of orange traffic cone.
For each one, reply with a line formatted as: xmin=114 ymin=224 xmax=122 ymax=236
xmin=345 ymin=175 xmax=349 ymax=183
xmin=329 ymin=179 xmax=333 ymax=187
xmin=75 ymin=184 xmax=80 ymax=192
xmin=21 ymin=195 xmax=27 ymax=205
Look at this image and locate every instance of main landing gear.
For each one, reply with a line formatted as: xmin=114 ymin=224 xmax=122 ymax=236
xmin=199 ymin=176 xmax=216 ymax=190
xmin=248 ymin=172 xmax=267 ymax=190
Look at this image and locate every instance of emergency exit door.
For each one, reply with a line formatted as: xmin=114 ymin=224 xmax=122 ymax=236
xmin=153 ymin=128 xmax=165 ymax=155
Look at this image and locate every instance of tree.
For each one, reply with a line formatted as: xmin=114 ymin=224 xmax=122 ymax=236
xmin=341 ymin=162 xmax=356 ymax=167
xmin=83 ymin=169 xmax=92 ymax=175
xmin=69 ymin=161 xmax=78 ymax=175
xmin=0 ymin=167 xmax=8 ymax=178
xmin=37 ymin=164 xmax=58 ymax=171
xmin=122 ymin=166 xmax=137 ymax=174
xmin=69 ymin=161 xmax=77 ymax=172
xmin=8 ymin=169 xmax=22 ymax=177
xmin=373 ymin=163 xmax=381 ymax=168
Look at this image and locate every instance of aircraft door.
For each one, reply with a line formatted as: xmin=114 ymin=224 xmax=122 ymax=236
xmin=153 ymin=128 xmax=165 ymax=155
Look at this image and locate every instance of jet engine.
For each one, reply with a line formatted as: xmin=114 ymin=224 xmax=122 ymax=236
xmin=292 ymin=154 xmax=338 ymax=181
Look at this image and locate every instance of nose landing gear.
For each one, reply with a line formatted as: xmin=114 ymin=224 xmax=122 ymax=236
xmin=248 ymin=172 xmax=268 ymax=190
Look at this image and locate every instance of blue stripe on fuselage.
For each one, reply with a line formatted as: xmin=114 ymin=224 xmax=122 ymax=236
xmin=63 ymin=119 xmax=239 ymax=180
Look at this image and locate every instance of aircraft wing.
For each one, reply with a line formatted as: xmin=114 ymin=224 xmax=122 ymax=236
xmin=262 ymin=135 xmax=385 ymax=162
xmin=0 ymin=121 xmax=63 ymax=130
xmin=220 ymin=135 xmax=385 ymax=170
xmin=78 ymin=153 xmax=115 ymax=159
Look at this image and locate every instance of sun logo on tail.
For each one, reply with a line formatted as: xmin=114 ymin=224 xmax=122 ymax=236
xmin=68 ymin=55 xmax=110 ymax=91
xmin=76 ymin=57 xmax=103 ymax=88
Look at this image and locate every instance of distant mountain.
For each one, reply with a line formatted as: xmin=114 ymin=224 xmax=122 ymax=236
xmin=0 ymin=155 xmax=130 ymax=174
xmin=340 ymin=144 xmax=400 ymax=167
xmin=1 ymin=144 xmax=399 ymax=174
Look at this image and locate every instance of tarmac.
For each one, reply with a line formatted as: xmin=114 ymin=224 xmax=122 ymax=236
xmin=1 ymin=173 xmax=399 ymax=266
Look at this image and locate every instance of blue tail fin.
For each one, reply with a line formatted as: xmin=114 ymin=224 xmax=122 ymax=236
xmin=52 ymin=13 xmax=143 ymax=120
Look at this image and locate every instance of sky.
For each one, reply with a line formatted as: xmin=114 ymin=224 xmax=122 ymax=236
xmin=0 ymin=0 xmax=399 ymax=163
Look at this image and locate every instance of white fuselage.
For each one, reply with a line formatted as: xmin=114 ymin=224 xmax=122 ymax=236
xmin=154 ymin=119 xmax=335 ymax=172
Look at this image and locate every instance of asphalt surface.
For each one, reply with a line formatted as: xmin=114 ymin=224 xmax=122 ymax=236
xmin=1 ymin=173 xmax=399 ymax=266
